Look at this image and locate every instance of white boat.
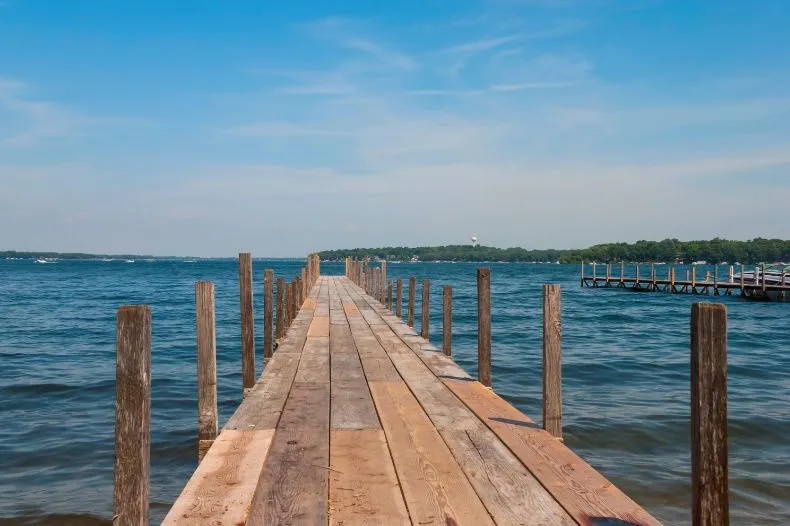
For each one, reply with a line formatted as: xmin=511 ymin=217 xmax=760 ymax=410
xmin=733 ymin=265 xmax=790 ymax=300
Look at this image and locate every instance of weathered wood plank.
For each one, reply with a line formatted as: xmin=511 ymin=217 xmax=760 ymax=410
xmin=308 ymin=316 xmax=330 ymax=337
xmin=295 ymin=336 xmax=329 ymax=384
xmin=162 ymin=429 xmax=275 ymax=525
xmin=369 ymin=381 xmax=494 ymax=526
xmin=329 ymin=429 xmax=410 ymax=526
xmin=543 ymin=283 xmax=562 ymax=439
xmin=445 ymin=379 xmax=662 ymax=526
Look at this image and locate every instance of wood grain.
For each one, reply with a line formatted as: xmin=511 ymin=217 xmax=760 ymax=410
xmin=443 ymin=285 xmax=452 ymax=357
xmin=195 ymin=282 xmax=217 ymax=460
xmin=276 ymin=277 xmax=285 ymax=340
xmin=691 ymin=302 xmax=729 ymax=526
xmin=543 ymin=283 xmax=562 ymax=439
xmin=264 ymin=269 xmax=274 ymax=362
xmin=239 ymin=253 xmax=255 ymax=395
xmin=369 ymin=381 xmax=494 ymax=526
xmin=329 ymin=429 xmax=410 ymax=526
xmin=421 ymin=278 xmax=430 ymax=339
xmin=161 ymin=429 xmax=275 ymax=525
xmin=396 ymin=279 xmax=403 ymax=318
xmin=445 ymin=379 xmax=662 ymax=526
xmin=114 ymin=305 xmax=151 ymax=526
xmin=477 ymin=267 xmax=492 ymax=387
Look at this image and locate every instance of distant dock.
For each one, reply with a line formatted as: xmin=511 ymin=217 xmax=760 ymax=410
xmin=109 ymin=255 xmax=732 ymax=525
xmin=582 ymin=260 xmax=790 ymax=301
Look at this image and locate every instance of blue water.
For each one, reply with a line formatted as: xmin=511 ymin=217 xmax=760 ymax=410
xmin=0 ymin=259 xmax=788 ymax=525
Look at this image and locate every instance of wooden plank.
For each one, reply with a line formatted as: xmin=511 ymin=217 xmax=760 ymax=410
xmin=369 ymin=381 xmax=494 ymax=526
xmin=308 ymin=316 xmax=330 ymax=337
xmin=248 ymin=425 xmax=329 ymax=525
xmin=295 ymin=336 xmax=329 ymax=384
xmin=445 ymin=379 xmax=662 ymax=526
xmin=224 ymin=352 xmax=300 ymax=431
xmin=329 ymin=429 xmax=410 ymax=526
xmin=329 ymin=322 xmax=356 ymax=354
xmin=691 ymin=303 xmax=729 ymax=526
xmin=352 ymin=286 xmax=576 ymax=526
xmin=162 ymin=429 xmax=275 ymax=525
xmin=331 ymin=377 xmax=380 ymax=430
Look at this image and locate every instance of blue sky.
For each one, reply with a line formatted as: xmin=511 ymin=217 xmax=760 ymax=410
xmin=1 ymin=0 xmax=789 ymax=256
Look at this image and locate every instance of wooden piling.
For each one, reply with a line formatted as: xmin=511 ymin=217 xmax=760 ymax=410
xmin=301 ymin=268 xmax=307 ymax=301
xmin=263 ymin=269 xmax=274 ymax=362
xmin=276 ymin=277 xmax=285 ymax=340
xmin=381 ymin=260 xmax=387 ymax=303
xmin=238 ymin=253 xmax=255 ymax=397
xmin=408 ymin=276 xmax=416 ymax=328
xmin=635 ymin=263 xmax=640 ymax=287
xmin=477 ymin=268 xmax=492 ymax=388
xmin=387 ymin=280 xmax=393 ymax=310
xmin=713 ymin=265 xmax=719 ymax=296
xmin=580 ymin=259 xmax=584 ymax=287
xmin=692 ymin=265 xmax=697 ymax=292
xmin=740 ymin=264 xmax=745 ymax=294
xmin=421 ymin=279 xmax=430 ymax=339
xmin=761 ymin=263 xmax=766 ymax=293
xmin=651 ymin=262 xmax=656 ymax=290
xmin=542 ymin=284 xmax=562 ymax=439
xmin=691 ymin=302 xmax=728 ymax=526
xmin=620 ymin=261 xmax=625 ymax=286
xmin=443 ymin=285 xmax=452 ymax=357
xmin=114 ymin=305 xmax=151 ymax=526
xmin=396 ymin=279 xmax=403 ymax=318
xmin=195 ymin=283 xmax=217 ymax=461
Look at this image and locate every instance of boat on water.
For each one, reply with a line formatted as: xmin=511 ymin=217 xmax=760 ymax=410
xmin=35 ymin=258 xmax=57 ymax=264
xmin=733 ymin=265 xmax=790 ymax=300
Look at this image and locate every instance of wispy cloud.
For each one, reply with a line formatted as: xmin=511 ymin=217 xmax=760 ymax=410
xmin=221 ymin=121 xmax=345 ymax=138
xmin=441 ymin=35 xmax=521 ymax=54
xmin=342 ymin=37 xmax=416 ymax=70
xmin=0 ymin=77 xmax=153 ymax=147
xmin=490 ymin=80 xmax=576 ymax=91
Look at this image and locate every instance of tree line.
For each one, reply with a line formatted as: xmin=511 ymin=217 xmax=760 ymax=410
xmin=319 ymin=238 xmax=790 ymax=264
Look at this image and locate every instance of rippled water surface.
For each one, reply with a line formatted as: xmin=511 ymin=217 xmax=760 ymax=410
xmin=0 ymin=259 xmax=788 ymax=525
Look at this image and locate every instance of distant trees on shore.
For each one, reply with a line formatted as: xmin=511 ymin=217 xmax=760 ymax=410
xmin=319 ymin=238 xmax=790 ymax=264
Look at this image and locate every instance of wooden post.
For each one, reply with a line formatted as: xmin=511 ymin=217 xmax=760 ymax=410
xmin=114 ymin=305 xmax=151 ymax=526
xmin=195 ymin=282 xmax=217 ymax=461
xmin=713 ymin=265 xmax=719 ymax=296
xmin=728 ymin=265 xmax=734 ymax=284
xmin=301 ymin=268 xmax=307 ymax=301
xmin=761 ymin=263 xmax=766 ymax=293
xmin=477 ymin=268 xmax=492 ymax=388
xmin=692 ymin=265 xmax=697 ymax=292
xmin=739 ymin=264 xmax=744 ymax=293
xmin=408 ymin=276 xmax=416 ymax=328
xmin=542 ymin=284 xmax=562 ymax=439
xmin=381 ymin=260 xmax=387 ymax=303
xmin=396 ymin=279 xmax=403 ymax=318
xmin=606 ymin=263 xmax=611 ymax=286
xmin=276 ymin=277 xmax=285 ymax=340
xmin=421 ymin=279 xmax=430 ymax=339
xmin=238 ymin=253 xmax=255 ymax=397
xmin=671 ymin=266 xmax=676 ymax=292
xmin=620 ymin=261 xmax=625 ymax=286
xmin=592 ymin=262 xmax=596 ymax=287
xmin=443 ymin=285 xmax=452 ymax=357
xmin=651 ymin=262 xmax=656 ymax=291
xmin=263 ymin=269 xmax=274 ymax=362
xmin=387 ymin=280 xmax=393 ymax=310
xmin=635 ymin=263 xmax=640 ymax=287
xmin=580 ymin=259 xmax=584 ymax=287
xmin=691 ymin=302 xmax=728 ymax=526
xmin=285 ymin=281 xmax=292 ymax=329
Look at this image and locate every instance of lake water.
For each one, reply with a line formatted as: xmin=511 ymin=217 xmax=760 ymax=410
xmin=0 ymin=259 xmax=788 ymax=525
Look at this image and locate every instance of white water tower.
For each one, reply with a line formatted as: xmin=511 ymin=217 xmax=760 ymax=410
xmin=471 ymin=235 xmax=479 ymax=247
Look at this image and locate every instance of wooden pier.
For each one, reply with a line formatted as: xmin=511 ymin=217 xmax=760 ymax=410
xmin=111 ymin=255 xmax=732 ymax=526
xmin=582 ymin=260 xmax=790 ymax=301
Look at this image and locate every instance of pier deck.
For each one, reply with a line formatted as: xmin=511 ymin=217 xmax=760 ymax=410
xmin=163 ymin=276 xmax=660 ymax=526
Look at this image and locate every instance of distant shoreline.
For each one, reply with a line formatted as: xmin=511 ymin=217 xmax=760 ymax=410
xmin=319 ymin=238 xmax=790 ymax=265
